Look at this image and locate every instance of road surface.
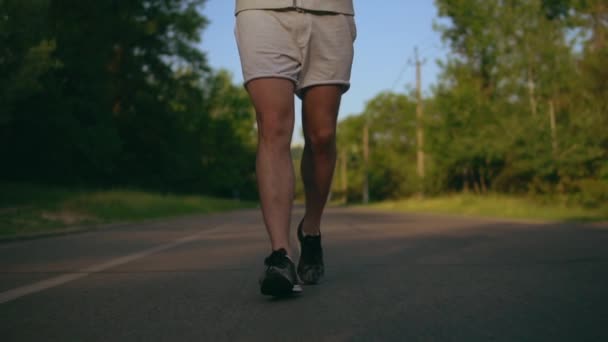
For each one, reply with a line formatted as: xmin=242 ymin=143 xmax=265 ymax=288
xmin=1 ymin=207 xmax=607 ymax=341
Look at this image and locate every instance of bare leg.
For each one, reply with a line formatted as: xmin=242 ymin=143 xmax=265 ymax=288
xmin=246 ymin=78 xmax=295 ymax=254
xmin=300 ymin=85 xmax=342 ymax=235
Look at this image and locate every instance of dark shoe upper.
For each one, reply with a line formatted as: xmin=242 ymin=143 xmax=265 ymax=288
xmin=297 ymin=220 xmax=325 ymax=284
xmin=264 ymin=248 xmax=293 ymax=269
xmin=260 ymin=248 xmax=300 ymax=296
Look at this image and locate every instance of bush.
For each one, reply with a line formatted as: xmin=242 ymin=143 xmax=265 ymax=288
xmin=570 ymin=179 xmax=608 ymax=208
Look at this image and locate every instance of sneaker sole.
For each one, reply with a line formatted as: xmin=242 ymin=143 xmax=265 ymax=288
xmin=297 ymin=268 xmax=324 ymax=285
xmin=260 ymin=273 xmax=302 ymax=297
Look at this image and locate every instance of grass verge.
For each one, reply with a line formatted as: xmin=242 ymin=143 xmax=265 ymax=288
xmin=365 ymin=194 xmax=608 ymax=222
xmin=1 ymin=182 xmax=256 ymax=239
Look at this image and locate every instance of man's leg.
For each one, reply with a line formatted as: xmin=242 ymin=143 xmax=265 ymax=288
xmin=300 ymin=85 xmax=342 ymax=235
xmin=246 ymin=78 xmax=295 ymax=254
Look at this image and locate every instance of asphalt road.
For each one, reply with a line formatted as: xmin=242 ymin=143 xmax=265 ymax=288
xmin=1 ymin=207 xmax=607 ymax=341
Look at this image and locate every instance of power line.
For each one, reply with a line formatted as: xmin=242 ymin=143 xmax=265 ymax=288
xmin=390 ymin=60 xmax=412 ymax=92
xmin=391 ymin=45 xmax=439 ymax=93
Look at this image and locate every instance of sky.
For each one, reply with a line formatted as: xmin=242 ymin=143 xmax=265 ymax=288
xmin=198 ymin=0 xmax=449 ymax=145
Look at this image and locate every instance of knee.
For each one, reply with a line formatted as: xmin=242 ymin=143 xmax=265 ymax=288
xmin=257 ymin=113 xmax=292 ymax=147
xmin=307 ymin=128 xmax=336 ymax=152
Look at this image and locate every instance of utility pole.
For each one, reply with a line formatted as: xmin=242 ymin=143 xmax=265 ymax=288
xmin=548 ymin=99 xmax=557 ymax=156
xmin=341 ymin=150 xmax=348 ymax=204
xmin=414 ymin=47 xmax=426 ymax=191
xmin=362 ymin=121 xmax=369 ymax=204
xmin=527 ymin=67 xmax=537 ymax=118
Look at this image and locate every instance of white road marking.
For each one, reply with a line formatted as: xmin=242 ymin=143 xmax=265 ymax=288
xmin=0 ymin=225 xmax=225 ymax=304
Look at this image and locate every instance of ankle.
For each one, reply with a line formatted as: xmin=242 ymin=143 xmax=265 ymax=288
xmin=272 ymin=246 xmax=292 ymax=258
xmin=302 ymin=230 xmax=320 ymax=237
xmin=300 ymin=217 xmax=321 ymax=236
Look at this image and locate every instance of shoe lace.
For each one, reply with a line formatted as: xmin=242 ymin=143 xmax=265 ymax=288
xmin=265 ymin=249 xmax=288 ymax=267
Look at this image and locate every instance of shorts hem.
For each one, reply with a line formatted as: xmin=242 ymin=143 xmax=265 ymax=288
xmin=243 ymin=74 xmax=298 ymax=89
xmin=297 ymin=80 xmax=351 ymax=97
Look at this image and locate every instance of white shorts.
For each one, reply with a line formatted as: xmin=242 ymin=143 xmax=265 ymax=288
xmin=234 ymin=9 xmax=356 ymax=98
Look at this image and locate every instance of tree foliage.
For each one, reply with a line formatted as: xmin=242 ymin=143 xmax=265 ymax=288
xmin=335 ymin=92 xmax=418 ymax=201
xmin=336 ymin=0 xmax=607 ymax=206
xmin=0 ymin=0 xmax=257 ymax=198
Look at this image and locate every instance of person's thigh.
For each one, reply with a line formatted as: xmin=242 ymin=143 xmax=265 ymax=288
xmin=301 ymin=85 xmax=342 ymax=139
xmin=247 ymin=78 xmax=296 ymax=137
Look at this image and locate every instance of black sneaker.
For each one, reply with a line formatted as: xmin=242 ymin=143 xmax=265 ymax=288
xmin=259 ymin=248 xmax=302 ymax=297
xmin=297 ymin=220 xmax=325 ymax=284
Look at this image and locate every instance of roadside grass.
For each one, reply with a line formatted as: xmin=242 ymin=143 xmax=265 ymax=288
xmin=364 ymin=193 xmax=608 ymax=222
xmin=0 ymin=182 xmax=256 ymax=238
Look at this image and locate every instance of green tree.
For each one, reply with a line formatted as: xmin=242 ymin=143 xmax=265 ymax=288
xmin=0 ymin=0 xmax=259 ymax=199
xmin=336 ymin=92 xmax=418 ymax=201
xmin=432 ymin=0 xmax=606 ymax=204
xmin=199 ymin=70 xmax=257 ymax=198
